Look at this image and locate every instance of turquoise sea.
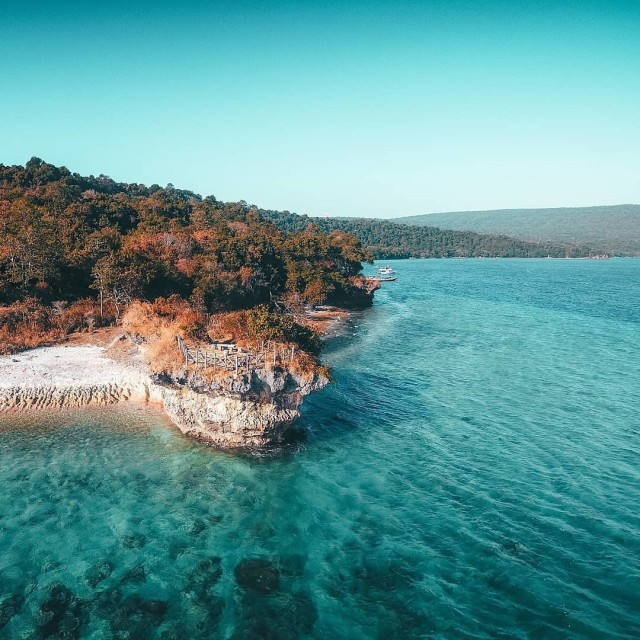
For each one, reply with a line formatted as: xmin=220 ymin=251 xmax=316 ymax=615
xmin=1 ymin=258 xmax=640 ymax=639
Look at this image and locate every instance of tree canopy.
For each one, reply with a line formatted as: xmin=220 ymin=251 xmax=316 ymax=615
xmin=0 ymin=159 xmax=372 ymax=311
xmin=260 ymin=211 xmax=597 ymax=259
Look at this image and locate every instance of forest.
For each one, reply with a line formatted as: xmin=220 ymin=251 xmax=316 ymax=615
xmin=261 ymin=211 xmax=596 ymax=259
xmin=397 ymin=205 xmax=639 ymax=256
xmin=0 ymin=158 xmax=596 ymax=357
xmin=0 ymin=158 xmax=372 ymax=355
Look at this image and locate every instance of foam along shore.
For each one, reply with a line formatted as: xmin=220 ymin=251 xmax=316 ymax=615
xmin=0 ymin=340 xmax=328 ymax=448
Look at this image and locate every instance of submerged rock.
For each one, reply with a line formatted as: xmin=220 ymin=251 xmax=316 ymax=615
xmin=108 ymin=594 xmax=167 ymax=639
xmin=185 ymin=556 xmax=223 ymax=601
xmin=234 ymin=558 xmax=280 ymax=594
xmin=37 ymin=582 xmax=84 ymax=640
xmin=0 ymin=593 xmax=24 ymax=630
xmin=119 ymin=564 xmax=146 ymax=585
xmin=122 ymin=532 xmax=146 ymax=549
xmin=85 ymin=559 xmax=114 ymax=589
xmin=232 ymin=590 xmax=317 ymax=640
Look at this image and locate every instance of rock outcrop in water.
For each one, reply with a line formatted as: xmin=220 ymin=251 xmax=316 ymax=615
xmin=0 ymin=340 xmax=328 ymax=449
xmin=157 ymin=366 xmax=328 ymax=448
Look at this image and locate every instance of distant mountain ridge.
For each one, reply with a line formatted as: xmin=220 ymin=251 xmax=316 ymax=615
xmin=260 ymin=210 xmax=596 ymax=259
xmin=395 ymin=205 xmax=640 ymax=256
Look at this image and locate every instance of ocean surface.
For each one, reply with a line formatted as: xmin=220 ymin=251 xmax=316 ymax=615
xmin=1 ymin=258 xmax=640 ymax=639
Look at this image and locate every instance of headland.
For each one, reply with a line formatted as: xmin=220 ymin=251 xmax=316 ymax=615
xmin=0 ymin=327 xmax=330 ymax=449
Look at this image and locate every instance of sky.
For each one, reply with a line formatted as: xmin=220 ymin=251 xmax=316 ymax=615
xmin=1 ymin=0 xmax=639 ymax=217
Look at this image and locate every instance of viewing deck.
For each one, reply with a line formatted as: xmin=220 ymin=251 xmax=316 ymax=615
xmin=175 ymin=336 xmax=296 ymax=375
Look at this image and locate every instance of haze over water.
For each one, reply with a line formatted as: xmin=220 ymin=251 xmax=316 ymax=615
xmin=1 ymin=259 xmax=639 ymax=638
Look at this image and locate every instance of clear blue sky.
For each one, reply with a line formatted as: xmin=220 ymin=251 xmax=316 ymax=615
xmin=2 ymin=0 xmax=639 ymax=217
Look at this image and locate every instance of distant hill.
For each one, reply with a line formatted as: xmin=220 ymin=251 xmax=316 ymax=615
xmin=260 ymin=210 xmax=596 ymax=259
xmin=395 ymin=205 xmax=640 ymax=256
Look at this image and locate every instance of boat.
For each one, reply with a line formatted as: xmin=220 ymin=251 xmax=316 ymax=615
xmin=378 ymin=276 xmax=397 ymax=282
xmin=377 ymin=266 xmax=394 ymax=274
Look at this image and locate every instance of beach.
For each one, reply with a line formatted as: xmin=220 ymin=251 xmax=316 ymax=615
xmin=0 ymin=341 xmax=156 ymax=412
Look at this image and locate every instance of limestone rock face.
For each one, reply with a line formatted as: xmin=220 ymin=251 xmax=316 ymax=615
xmin=0 ymin=344 xmax=329 ymax=450
xmin=155 ymin=368 xmax=329 ymax=448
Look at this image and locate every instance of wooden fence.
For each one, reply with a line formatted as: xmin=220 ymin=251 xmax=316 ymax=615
xmin=176 ymin=336 xmax=296 ymax=375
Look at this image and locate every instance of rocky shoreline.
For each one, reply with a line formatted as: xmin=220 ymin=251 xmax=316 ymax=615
xmin=0 ymin=339 xmax=328 ymax=449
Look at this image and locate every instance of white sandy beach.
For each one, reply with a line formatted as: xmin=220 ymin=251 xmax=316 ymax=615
xmin=0 ymin=344 xmax=155 ymax=411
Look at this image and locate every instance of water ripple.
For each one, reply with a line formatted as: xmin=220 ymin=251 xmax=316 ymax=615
xmin=1 ymin=260 xmax=640 ymax=638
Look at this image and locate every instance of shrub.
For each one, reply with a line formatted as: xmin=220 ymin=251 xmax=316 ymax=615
xmin=245 ymin=307 xmax=321 ymax=354
xmin=0 ymin=298 xmax=112 ymax=354
xmin=122 ymin=296 xmax=206 ymax=342
xmin=208 ymin=307 xmax=321 ymax=355
xmin=121 ymin=298 xmax=207 ymax=375
xmin=144 ymin=326 xmax=184 ymax=375
xmin=53 ymin=299 xmax=114 ymax=334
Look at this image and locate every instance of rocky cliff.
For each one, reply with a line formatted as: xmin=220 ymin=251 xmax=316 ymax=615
xmin=0 ymin=341 xmax=328 ymax=449
xmin=156 ymin=367 xmax=328 ymax=448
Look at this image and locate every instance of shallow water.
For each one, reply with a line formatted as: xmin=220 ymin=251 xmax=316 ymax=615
xmin=1 ymin=259 xmax=640 ymax=639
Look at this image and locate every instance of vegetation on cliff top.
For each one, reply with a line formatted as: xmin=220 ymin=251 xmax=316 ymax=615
xmin=0 ymin=158 xmax=372 ymax=359
xmin=122 ymin=298 xmax=325 ymax=381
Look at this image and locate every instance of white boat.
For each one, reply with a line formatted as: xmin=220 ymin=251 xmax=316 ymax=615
xmin=377 ymin=266 xmax=394 ymax=274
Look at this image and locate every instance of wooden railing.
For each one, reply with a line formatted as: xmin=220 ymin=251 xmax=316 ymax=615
xmin=176 ymin=336 xmax=296 ymax=375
